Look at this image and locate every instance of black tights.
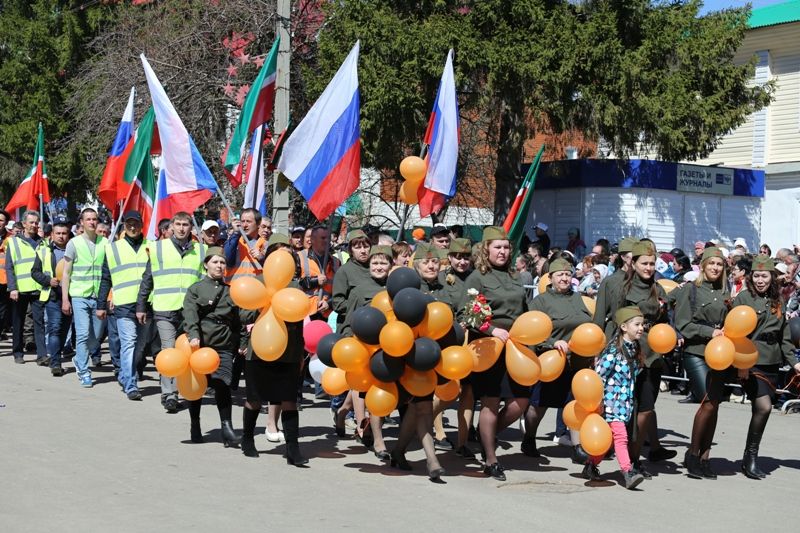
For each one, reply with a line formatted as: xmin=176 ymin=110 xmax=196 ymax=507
xmin=189 ymin=377 xmax=233 ymax=422
xmin=690 ymin=394 xmax=772 ymax=459
xmin=747 ymin=395 xmax=772 ymax=440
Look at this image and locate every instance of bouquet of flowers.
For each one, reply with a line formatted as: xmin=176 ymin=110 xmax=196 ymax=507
xmin=462 ymin=288 xmax=492 ymax=332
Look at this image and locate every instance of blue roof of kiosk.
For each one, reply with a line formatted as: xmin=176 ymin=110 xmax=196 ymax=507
xmin=523 ymin=159 xmax=765 ymax=198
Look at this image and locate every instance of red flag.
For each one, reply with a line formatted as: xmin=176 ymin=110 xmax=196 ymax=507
xmin=5 ymin=122 xmax=50 ymax=213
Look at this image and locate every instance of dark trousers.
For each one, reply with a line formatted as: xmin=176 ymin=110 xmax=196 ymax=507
xmin=45 ymin=299 xmax=72 ymax=368
xmin=0 ymin=284 xmax=9 ymax=333
xmin=11 ymin=293 xmax=46 ymax=359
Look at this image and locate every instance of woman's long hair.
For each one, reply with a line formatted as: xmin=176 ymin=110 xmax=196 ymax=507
xmin=620 ymin=254 xmax=659 ymax=307
xmin=613 ymin=324 xmax=645 ymax=367
xmin=745 ymin=271 xmax=782 ymax=315
xmin=474 ymin=240 xmax=514 ymax=275
xmin=694 ymin=256 xmax=728 ymax=288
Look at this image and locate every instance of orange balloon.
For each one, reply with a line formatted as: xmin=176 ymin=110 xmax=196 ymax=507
xmin=271 ymin=287 xmax=310 ymax=322
xmin=418 ymin=302 xmax=454 ymax=340
xmin=399 ymin=155 xmax=427 ymax=182
xmin=176 ymin=369 xmax=208 ymax=401
xmin=657 ymin=279 xmax=679 ymax=294
xmin=263 ymin=249 xmax=295 ymax=290
xmin=648 ymin=323 xmax=677 ymax=354
xmin=55 ymin=258 xmax=65 ymax=281
xmin=563 ymin=399 xmax=592 ymax=430
xmin=581 ymin=295 xmax=596 ymax=318
xmin=435 ymin=379 xmax=460 ymax=402
xmin=370 ymin=290 xmax=393 ymax=315
xmin=539 ymin=349 xmax=566 ymax=382
xmin=537 ymin=273 xmax=551 ymax=295
xmin=572 ymin=368 xmax=604 ymax=411
xmin=175 ymin=333 xmax=194 ymax=356
xmin=346 ymin=366 xmax=378 ymax=393
xmin=385 ymin=310 xmax=397 ymax=322
xmin=365 ymin=381 xmax=399 ymax=417
xmin=436 ymin=345 xmax=474 ymax=380
xmin=321 ymin=367 xmax=349 ymax=395
xmin=704 ymin=336 xmax=735 ymax=370
xmin=505 ymin=340 xmax=541 ymax=386
xmin=379 ymin=321 xmax=415 ymax=357
xmin=155 ymin=347 xmax=190 ymax=378
xmin=399 ymin=180 xmax=419 ymax=204
xmin=569 ymin=323 xmax=606 ymax=357
xmin=251 ymin=308 xmax=288 ymax=361
xmin=468 ymin=337 xmax=503 ymax=372
xmin=399 ymin=367 xmax=437 ymax=397
xmin=332 ymin=337 xmax=370 ymax=371
xmin=189 ymin=347 xmax=220 ymax=375
xmin=579 ymin=413 xmax=613 ymax=456
xmin=724 ymin=305 xmax=758 ymax=338
xmin=230 ymin=276 xmax=269 ymax=310
xmin=731 ymin=336 xmax=758 ymax=369
xmin=509 ymin=311 xmax=553 ymax=345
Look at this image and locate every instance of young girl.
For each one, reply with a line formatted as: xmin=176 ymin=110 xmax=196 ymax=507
xmin=585 ymin=305 xmax=647 ymax=490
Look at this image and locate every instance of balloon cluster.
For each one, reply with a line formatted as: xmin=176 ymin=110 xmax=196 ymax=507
xmin=704 ymin=305 xmax=759 ymax=370
xmin=563 ymin=369 xmax=612 ymax=456
xmin=398 ymin=156 xmax=427 ymax=205
xmin=228 ymin=250 xmax=312 ymax=361
xmin=155 ymin=333 xmax=220 ymax=400
xmin=316 ymin=268 xmax=470 ymax=416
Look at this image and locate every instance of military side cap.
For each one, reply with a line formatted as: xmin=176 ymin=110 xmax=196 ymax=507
xmin=701 ymin=247 xmax=724 ymax=261
xmin=347 ymin=229 xmax=369 ymax=243
xmin=548 ymin=258 xmax=574 ymax=273
xmin=267 ymin=233 xmax=290 ymax=246
xmin=614 ymin=305 xmax=643 ymax=326
xmin=751 ymin=254 xmax=774 ymax=272
xmin=482 ymin=226 xmax=508 ymax=242
xmin=204 ymin=246 xmax=224 ymax=263
xmin=414 ymin=242 xmax=442 ymax=260
xmin=618 ymin=237 xmax=638 ymax=253
xmin=370 ymin=245 xmax=393 ymax=258
xmin=449 ymin=238 xmax=471 ymax=254
xmin=631 ymin=240 xmax=656 ymax=257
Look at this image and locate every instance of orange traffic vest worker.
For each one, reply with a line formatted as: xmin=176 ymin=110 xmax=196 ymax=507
xmin=298 ymin=226 xmax=340 ymax=319
xmin=222 ymin=208 xmax=266 ymax=283
xmin=0 ymin=234 xmax=8 ymax=286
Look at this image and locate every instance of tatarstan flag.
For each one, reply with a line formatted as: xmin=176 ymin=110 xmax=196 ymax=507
xmin=5 ymin=122 xmax=50 ymax=214
xmin=221 ymin=37 xmax=280 ymax=187
xmin=121 ymin=107 xmax=158 ymax=237
xmin=505 ymin=144 xmax=545 ymax=249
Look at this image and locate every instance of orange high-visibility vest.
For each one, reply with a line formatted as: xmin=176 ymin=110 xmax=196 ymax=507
xmin=224 ymin=235 xmax=266 ymax=283
xmin=0 ymin=236 xmax=7 ymax=285
xmin=299 ymin=249 xmax=339 ymax=317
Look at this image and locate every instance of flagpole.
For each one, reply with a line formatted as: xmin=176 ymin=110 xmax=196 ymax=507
xmin=210 ymin=176 xmax=250 ymax=244
xmin=39 ymin=194 xmax=44 ymax=223
xmin=112 ymin=182 xmax=137 ymax=238
xmin=251 ymin=124 xmax=267 ymax=211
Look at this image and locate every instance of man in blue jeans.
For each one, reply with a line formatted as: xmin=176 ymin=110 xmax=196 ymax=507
xmin=31 ymin=218 xmax=72 ymax=376
xmin=60 ymin=208 xmax=108 ymax=388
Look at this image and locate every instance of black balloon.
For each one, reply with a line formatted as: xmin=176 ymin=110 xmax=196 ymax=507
xmin=406 ymin=337 xmax=442 ymax=371
xmin=392 ymin=287 xmax=428 ymax=327
xmin=387 ymin=267 xmax=421 ymax=299
xmin=437 ymin=322 xmax=466 ymax=349
xmin=790 ymin=316 xmax=800 ymax=348
xmin=351 ymin=306 xmax=387 ymax=346
xmin=421 ymin=292 xmax=436 ymax=305
xmin=370 ymin=350 xmax=405 ymax=382
xmin=317 ymin=333 xmax=342 ymax=367
xmin=436 ymin=372 xmax=450 ymax=386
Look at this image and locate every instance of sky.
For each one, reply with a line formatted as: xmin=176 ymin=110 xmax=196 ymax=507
xmin=698 ymin=0 xmax=788 ymax=15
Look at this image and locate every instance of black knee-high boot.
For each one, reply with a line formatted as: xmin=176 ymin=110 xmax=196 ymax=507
xmin=282 ymin=410 xmax=308 ymax=466
xmin=189 ymin=400 xmax=203 ymax=443
xmin=210 ymin=379 xmax=240 ymax=448
xmin=742 ymin=396 xmax=771 ymax=479
xmin=241 ymin=407 xmax=260 ymax=457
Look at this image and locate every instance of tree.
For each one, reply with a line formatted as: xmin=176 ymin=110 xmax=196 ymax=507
xmin=314 ymin=0 xmax=772 ymax=222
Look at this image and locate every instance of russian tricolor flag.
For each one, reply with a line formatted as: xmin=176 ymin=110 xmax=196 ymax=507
xmin=98 ymin=87 xmax=136 ymax=211
xmin=418 ymin=50 xmax=459 ymax=218
xmin=277 ymin=41 xmax=360 ymax=221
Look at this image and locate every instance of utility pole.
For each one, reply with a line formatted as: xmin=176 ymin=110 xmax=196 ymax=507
xmin=272 ymin=0 xmax=291 ymax=233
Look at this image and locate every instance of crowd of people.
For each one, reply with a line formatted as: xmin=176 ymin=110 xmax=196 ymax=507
xmin=3 ymin=206 xmax=799 ymax=488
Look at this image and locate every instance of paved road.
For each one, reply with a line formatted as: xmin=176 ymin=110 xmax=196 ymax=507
xmin=1 ymin=344 xmax=798 ymax=532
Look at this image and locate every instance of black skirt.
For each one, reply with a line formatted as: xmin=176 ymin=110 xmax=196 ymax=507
xmin=245 ymin=357 xmax=302 ymax=404
xmin=471 ymin=350 xmax=531 ymax=399
xmin=209 ymin=350 xmax=234 ymax=386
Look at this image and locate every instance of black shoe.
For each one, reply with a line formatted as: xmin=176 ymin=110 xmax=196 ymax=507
xmin=572 ymin=444 xmax=589 ymax=465
xmin=678 ymin=394 xmax=698 ymax=404
xmin=483 ymin=462 xmax=506 ymax=481
xmin=648 ymin=447 xmax=677 ymax=462
xmin=374 ymin=449 xmax=391 ymax=461
xmin=190 ymin=419 xmax=204 ymax=443
xmin=164 ymin=398 xmax=179 ymax=413
xmin=521 ymin=436 xmax=541 ymax=458
xmin=92 ymin=358 xmax=103 ymax=368
xmin=221 ymin=420 xmax=242 ymax=448
xmin=623 ymin=469 xmax=644 ymax=490
xmin=455 ymin=445 xmax=475 ymax=459
xmin=14 ymin=356 xmax=24 ymax=364
xmin=581 ymin=463 xmax=601 ymax=481
xmin=700 ymin=459 xmax=717 ymax=480
xmin=428 ymin=466 xmax=446 ymax=481
xmin=36 ymin=356 xmax=50 ymax=366
xmin=284 ymin=444 xmax=309 ymax=466
xmin=684 ymin=451 xmax=704 ymax=479
xmin=390 ymin=451 xmax=412 ymax=471
xmin=127 ymin=390 xmax=143 ymax=401
xmin=434 ymin=437 xmax=454 ymax=451
xmin=742 ymin=453 xmax=766 ymax=480
xmin=51 ymin=367 xmax=65 ymax=377
xmin=241 ymin=437 xmax=259 ymax=458
xmin=632 ymin=460 xmax=653 ymax=479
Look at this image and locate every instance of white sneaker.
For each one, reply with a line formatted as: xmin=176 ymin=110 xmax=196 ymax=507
xmin=266 ymin=430 xmax=285 ymax=443
xmin=554 ymin=434 xmax=572 ymax=447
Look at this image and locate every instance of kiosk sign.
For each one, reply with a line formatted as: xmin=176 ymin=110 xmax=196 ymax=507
xmin=676 ymin=164 xmax=734 ymax=195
